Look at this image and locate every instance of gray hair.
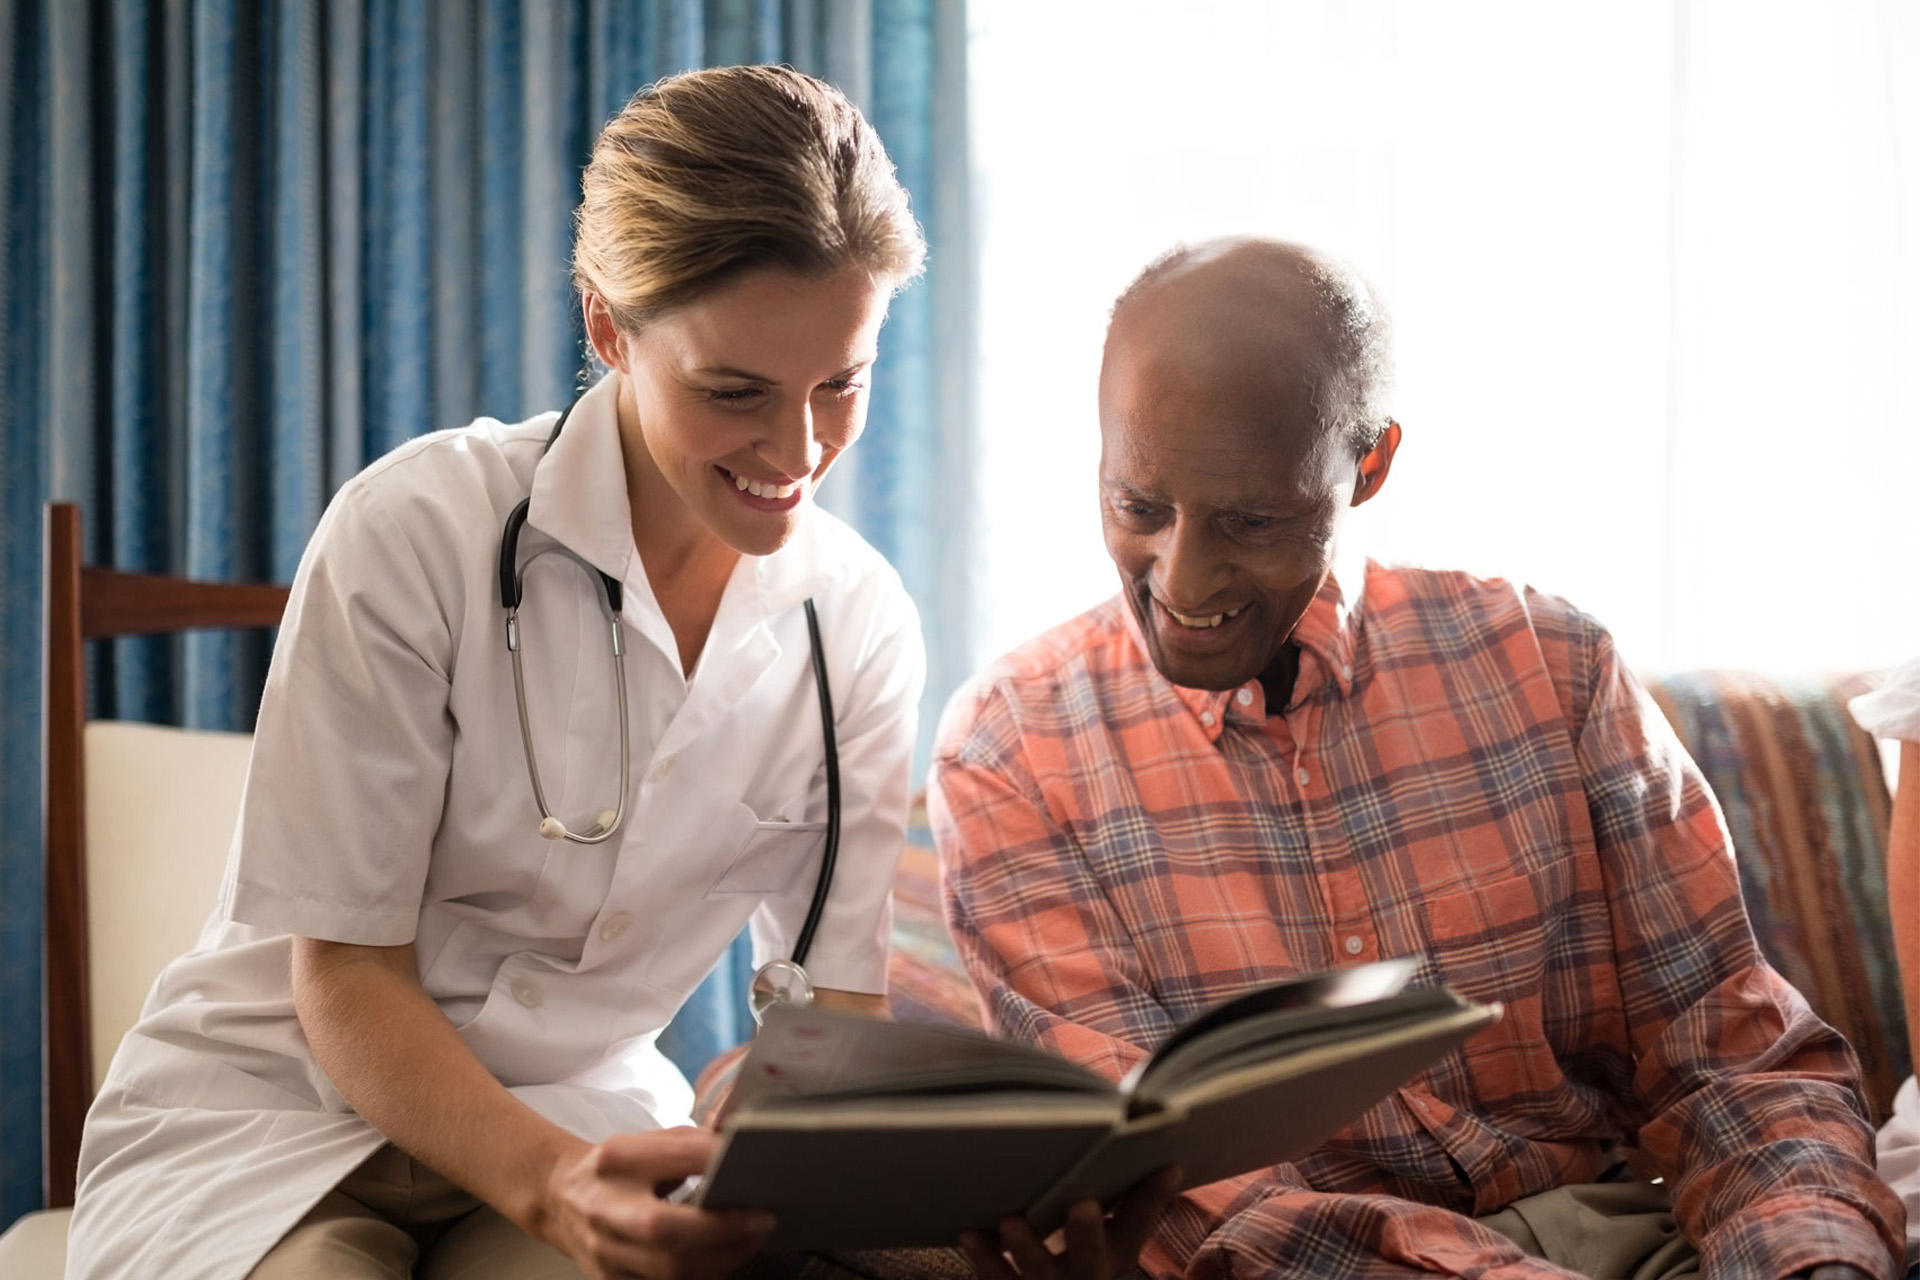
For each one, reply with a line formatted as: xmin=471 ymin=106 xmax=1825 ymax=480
xmin=1111 ymin=239 xmax=1396 ymax=454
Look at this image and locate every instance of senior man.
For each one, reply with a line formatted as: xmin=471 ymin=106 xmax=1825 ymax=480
xmin=929 ymin=238 xmax=1902 ymax=1279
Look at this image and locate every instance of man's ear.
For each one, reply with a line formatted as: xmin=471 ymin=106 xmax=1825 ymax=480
xmin=1352 ymin=419 xmax=1401 ymax=507
xmin=582 ymin=293 xmax=628 ymax=373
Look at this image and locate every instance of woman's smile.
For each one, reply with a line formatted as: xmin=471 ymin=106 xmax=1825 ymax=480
xmin=716 ymin=464 xmax=807 ymax=512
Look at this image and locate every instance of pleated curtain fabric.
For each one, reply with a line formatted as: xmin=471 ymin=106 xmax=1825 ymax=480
xmin=0 ymin=0 xmax=975 ymax=1221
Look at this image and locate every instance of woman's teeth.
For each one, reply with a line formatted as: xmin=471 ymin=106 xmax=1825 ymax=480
xmin=734 ymin=474 xmax=800 ymax=500
xmin=1167 ymin=604 xmax=1245 ymax=629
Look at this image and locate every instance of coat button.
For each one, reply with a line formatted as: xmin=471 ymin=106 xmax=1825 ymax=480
xmin=650 ymin=756 xmax=674 ymax=781
xmin=510 ymin=977 xmax=544 ymax=1009
xmin=599 ymin=911 xmax=632 ymax=943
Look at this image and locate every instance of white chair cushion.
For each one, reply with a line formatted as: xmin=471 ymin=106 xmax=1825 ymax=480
xmin=0 ymin=1207 xmax=71 ymax=1277
xmin=83 ymin=721 xmax=254 ymax=1091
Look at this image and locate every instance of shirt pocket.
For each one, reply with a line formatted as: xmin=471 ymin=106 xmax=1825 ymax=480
xmin=1418 ymin=872 xmax=1559 ymax=1095
xmin=706 ymin=795 xmax=826 ymax=897
xmin=1419 ymin=873 xmax=1546 ymax=992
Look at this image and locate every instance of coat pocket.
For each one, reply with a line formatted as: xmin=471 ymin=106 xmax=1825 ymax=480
xmin=706 ymin=818 xmax=827 ymax=896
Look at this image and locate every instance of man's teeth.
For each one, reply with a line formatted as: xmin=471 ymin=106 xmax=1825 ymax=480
xmin=1167 ymin=605 xmax=1245 ymax=629
xmin=734 ymin=474 xmax=800 ymax=500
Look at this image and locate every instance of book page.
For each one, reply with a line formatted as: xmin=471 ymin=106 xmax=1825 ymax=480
xmin=1026 ymin=1002 xmax=1498 ymax=1233
xmin=1127 ymin=956 xmax=1420 ymax=1092
xmin=1134 ymin=988 xmax=1469 ymax=1104
xmin=724 ymin=1002 xmax=1112 ymax=1119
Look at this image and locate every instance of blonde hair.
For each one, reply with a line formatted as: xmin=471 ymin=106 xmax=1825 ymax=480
xmin=573 ymin=65 xmax=926 ymax=332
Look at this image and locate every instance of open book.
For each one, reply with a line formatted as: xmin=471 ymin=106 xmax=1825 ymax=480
xmin=692 ymin=957 xmax=1500 ymax=1251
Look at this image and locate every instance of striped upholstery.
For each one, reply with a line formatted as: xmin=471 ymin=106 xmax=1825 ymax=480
xmin=1644 ymin=670 xmax=1905 ymax=1120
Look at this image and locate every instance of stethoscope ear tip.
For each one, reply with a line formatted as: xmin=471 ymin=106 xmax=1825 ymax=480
xmin=538 ymin=816 xmax=567 ymax=841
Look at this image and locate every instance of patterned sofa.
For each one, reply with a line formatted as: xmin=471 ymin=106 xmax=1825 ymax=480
xmin=868 ymin=669 xmax=1909 ymax=1124
xmin=1644 ymin=670 xmax=1907 ymax=1121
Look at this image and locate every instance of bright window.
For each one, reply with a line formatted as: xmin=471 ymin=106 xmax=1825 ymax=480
xmin=971 ymin=0 xmax=1920 ymax=674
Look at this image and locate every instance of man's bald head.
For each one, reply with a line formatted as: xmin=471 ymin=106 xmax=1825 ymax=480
xmin=1096 ymin=238 xmax=1402 ymax=698
xmin=1107 ymin=238 xmax=1395 ymax=455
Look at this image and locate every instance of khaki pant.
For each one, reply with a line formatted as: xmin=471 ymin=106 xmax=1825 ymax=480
xmin=250 ymin=1146 xmax=969 ymax=1280
xmin=249 ymin=1145 xmax=584 ymax=1280
xmin=1478 ymin=1180 xmax=1700 ymax=1280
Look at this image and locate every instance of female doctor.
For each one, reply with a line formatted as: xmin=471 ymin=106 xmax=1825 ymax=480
xmin=66 ymin=66 xmax=927 ymax=1280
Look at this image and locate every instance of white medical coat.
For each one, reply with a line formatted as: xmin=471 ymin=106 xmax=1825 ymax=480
xmin=65 ymin=373 xmax=924 ymax=1280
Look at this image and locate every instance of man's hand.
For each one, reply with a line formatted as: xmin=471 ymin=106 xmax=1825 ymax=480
xmin=543 ymin=1126 xmax=774 ymax=1280
xmin=958 ymin=1166 xmax=1181 ymax=1280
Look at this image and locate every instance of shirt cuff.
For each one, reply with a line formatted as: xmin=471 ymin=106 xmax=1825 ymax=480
xmin=1700 ymin=1189 xmax=1901 ymax=1279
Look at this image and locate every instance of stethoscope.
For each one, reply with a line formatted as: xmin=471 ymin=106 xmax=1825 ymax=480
xmin=497 ymin=399 xmax=842 ymax=1026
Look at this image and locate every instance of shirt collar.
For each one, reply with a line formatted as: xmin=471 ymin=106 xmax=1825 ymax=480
xmin=525 ymin=373 xmax=842 ymax=628
xmin=525 ymin=373 xmax=634 ymax=586
xmin=1124 ymin=539 xmax=1370 ymax=742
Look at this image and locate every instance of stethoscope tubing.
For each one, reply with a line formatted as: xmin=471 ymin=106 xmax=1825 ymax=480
xmin=790 ymin=598 xmax=839 ymax=970
xmin=499 ymin=396 xmax=841 ymax=1018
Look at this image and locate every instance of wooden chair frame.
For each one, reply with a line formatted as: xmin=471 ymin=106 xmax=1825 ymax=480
xmin=41 ymin=501 xmax=289 ymax=1207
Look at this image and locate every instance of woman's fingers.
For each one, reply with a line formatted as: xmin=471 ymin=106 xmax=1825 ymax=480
xmin=551 ymin=1129 xmax=776 ymax=1280
xmin=590 ymin=1127 xmax=718 ymax=1185
xmin=581 ymin=1201 xmax=772 ymax=1280
xmin=589 ymin=1227 xmax=768 ymax=1280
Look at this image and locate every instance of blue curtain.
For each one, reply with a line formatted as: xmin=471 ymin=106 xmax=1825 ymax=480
xmin=0 ymin=0 xmax=974 ymax=1221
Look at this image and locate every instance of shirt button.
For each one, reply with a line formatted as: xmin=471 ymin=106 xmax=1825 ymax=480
xmin=599 ymin=911 xmax=632 ymax=943
xmin=1296 ymin=767 xmax=1311 ymax=787
xmin=1235 ymin=688 xmax=1254 ymax=707
xmin=650 ymin=756 xmax=674 ymax=781
xmin=1199 ymin=711 xmax=1216 ymax=728
xmin=510 ymin=977 xmax=544 ymax=1009
xmin=1341 ymin=664 xmax=1354 ymax=681
xmin=1344 ymin=935 xmax=1365 ymax=956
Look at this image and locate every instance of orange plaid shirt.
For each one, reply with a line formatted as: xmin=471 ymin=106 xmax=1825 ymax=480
xmin=930 ymin=561 xmax=1901 ymax=1279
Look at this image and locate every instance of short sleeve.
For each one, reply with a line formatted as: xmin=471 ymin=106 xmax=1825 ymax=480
xmin=223 ymin=481 xmax=456 ymax=945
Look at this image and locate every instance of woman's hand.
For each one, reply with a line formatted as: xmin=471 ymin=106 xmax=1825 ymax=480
xmin=543 ymin=1126 xmax=775 ymax=1280
xmin=958 ymin=1166 xmax=1181 ymax=1280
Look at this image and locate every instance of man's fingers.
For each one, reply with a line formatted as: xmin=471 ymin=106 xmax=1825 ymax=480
xmin=960 ymin=1228 xmax=1016 ymax=1280
xmin=957 ymin=1173 xmax=1179 ymax=1280
xmin=1107 ymin=1164 xmax=1181 ymax=1259
xmin=1061 ymin=1198 xmax=1113 ymax=1280
xmin=998 ymin=1214 xmax=1058 ymax=1278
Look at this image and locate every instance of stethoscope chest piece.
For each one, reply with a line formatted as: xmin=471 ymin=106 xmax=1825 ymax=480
xmin=749 ymin=958 xmax=814 ymax=1026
